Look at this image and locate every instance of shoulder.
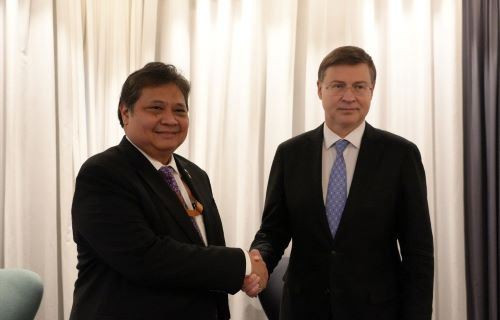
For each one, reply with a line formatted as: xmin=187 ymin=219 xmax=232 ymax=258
xmin=173 ymin=153 xmax=210 ymax=182
xmin=173 ymin=154 xmax=205 ymax=173
xmin=173 ymin=154 xmax=214 ymax=192
xmin=77 ymin=139 xmax=143 ymax=180
xmin=276 ymin=124 xmax=323 ymax=153
xmin=79 ymin=145 xmax=124 ymax=172
xmin=366 ymin=124 xmax=422 ymax=158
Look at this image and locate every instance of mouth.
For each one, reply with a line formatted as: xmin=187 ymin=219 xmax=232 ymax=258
xmin=155 ymin=131 xmax=179 ymax=136
xmin=337 ymin=107 xmax=359 ymax=111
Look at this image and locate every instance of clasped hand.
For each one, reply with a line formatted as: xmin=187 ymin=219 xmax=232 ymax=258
xmin=241 ymin=249 xmax=268 ymax=297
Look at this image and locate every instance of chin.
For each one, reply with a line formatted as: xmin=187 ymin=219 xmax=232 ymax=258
xmin=157 ymin=139 xmax=184 ymax=150
xmin=154 ymin=143 xmax=177 ymax=151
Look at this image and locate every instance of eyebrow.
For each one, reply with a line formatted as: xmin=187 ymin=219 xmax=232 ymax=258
xmin=148 ymin=100 xmax=186 ymax=107
xmin=149 ymin=100 xmax=165 ymax=105
xmin=327 ymin=80 xmax=370 ymax=85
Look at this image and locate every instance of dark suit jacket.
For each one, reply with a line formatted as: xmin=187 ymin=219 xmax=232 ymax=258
xmin=251 ymin=123 xmax=434 ymax=320
xmin=70 ymin=137 xmax=246 ymax=320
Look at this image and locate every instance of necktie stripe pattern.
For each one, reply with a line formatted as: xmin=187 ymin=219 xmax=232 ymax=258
xmin=325 ymin=139 xmax=349 ymax=238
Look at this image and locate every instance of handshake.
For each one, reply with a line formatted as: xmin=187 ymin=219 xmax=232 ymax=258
xmin=241 ymin=249 xmax=269 ymax=297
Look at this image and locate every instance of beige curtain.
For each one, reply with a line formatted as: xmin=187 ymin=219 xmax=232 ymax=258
xmin=0 ymin=0 xmax=465 ymax=319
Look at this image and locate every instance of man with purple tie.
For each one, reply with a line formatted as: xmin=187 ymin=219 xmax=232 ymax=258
xmin=70 ymin=62 xmax=267 ymax=320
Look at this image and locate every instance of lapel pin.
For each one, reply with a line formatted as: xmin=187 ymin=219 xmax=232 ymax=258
xmin=184 ymin=168 xmax=192 ymax=179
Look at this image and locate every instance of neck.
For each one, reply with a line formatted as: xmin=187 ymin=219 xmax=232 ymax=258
xmin=326 ymin=123 xmax=354 ymax=138
xmin=157 ymin=154 xmax=173 ymax=165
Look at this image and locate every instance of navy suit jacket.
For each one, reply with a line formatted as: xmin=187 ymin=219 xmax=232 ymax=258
xmin=252 ymin=123 xmax=434 ymax=320
xmin=70 ymin=137 xmax=246 ymax=320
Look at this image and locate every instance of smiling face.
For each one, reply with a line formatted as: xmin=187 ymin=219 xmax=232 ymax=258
xmin=120 ymin=83 xmax=189 ymax=164
xmin=317 ymin=63 xmax=374 ymax=137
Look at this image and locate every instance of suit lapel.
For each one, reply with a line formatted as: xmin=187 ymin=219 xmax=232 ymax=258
xmin=304 ymin=125 xmax=337 ymax=246
xmin=334 ymin=123 xmax=384 ymax=242
xmin=118 ymin=138 xmax=204 ymax=245
xmin=174 ymin=157 xmax=221 ymax=246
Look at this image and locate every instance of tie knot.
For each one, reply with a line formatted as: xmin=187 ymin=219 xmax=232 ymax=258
xmin=159 ymin=166 xmax=180 ymax=193
xmin=159 ymin=165 xmax=175 ymax=176
xmin=335 ymin=139 xmax=349 ymax=154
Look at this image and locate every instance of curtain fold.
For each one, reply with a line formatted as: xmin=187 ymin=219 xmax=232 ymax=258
xmin=1 ymin=0 xmax=60 ymax=319
xmin=463 ymin=0 xmax=500 ymax=319
xmin=1 ymin=0 xmax=465 ymax=319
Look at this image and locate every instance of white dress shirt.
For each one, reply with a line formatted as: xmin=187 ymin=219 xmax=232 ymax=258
xmin=322 ymin=122 xmax=366 ymax=203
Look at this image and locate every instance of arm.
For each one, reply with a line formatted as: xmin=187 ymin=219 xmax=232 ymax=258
xmin=251 ymin=145 xmax=292 ymax=273
xmin=72 ymin=161 xmax=246 ymax=294
xmin=397 ymin=144 xmax=434 ymax=319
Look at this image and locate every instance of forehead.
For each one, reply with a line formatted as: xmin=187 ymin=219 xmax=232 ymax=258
xmin=138 ymin=83 xmax=186 ymax=104
xmin=323 ymin=63 xmax=371 ymax=83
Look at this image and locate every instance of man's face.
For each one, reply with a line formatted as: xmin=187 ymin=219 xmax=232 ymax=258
xmin=120 ymin=83 xmax=189 ymax=164
xmin=317 ymin=63 xmax=374 ymax=136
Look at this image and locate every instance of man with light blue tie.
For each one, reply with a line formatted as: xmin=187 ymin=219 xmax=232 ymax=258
xmin=251 ymin=46 xmax=434 ymax=320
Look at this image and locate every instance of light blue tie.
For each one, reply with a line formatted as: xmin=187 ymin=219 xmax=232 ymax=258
xmin=325 ymin=139 xmax=349 ymax=238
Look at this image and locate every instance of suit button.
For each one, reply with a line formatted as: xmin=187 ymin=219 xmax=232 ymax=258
xmin=331 ymin=250 xmax=337 ymax=255
xmin=324 ymin=288 xmax=330 ymax=295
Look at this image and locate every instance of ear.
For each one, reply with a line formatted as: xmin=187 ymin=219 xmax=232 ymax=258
xmin=369 ymin=83 xmax=376 ymax=97
xmin=317 ymin=80 xmax=323 ymax=100
xmin=119 ymin=104 xmax=130 ymax=126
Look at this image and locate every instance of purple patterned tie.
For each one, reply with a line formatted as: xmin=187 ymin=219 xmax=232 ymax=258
xmin=159 ymin=166 xmax=180 ymax=194
xmin=325 ymin=139 xmax=349 ymax=238
xmin=158 ymin=166 xmax=204 ymax=241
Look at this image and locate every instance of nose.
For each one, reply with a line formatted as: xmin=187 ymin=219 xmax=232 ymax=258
xmin=341 ymin=87 xmax=356 ymax=101
xmin=159 ymin=108 xmax=178 ymax=124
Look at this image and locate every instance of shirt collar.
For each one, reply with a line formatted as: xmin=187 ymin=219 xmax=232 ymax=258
xmin=323 ymin=121 xmax=366 ymax=149
xmin=125 ymin=136 xmax=179 ymax=173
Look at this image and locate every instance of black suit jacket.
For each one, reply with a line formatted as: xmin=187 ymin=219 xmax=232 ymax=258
xmin=251 ymin=123 xmax=434 ymax=320
xmin=70 ymin=137 xmax=246 ymax=320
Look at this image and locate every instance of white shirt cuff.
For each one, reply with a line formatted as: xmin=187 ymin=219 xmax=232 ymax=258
xmin=243 ymin=250 xmax=251 ymax=276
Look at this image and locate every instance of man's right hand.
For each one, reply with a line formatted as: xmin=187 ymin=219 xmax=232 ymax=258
xmin=241 ymin=249 xmax=268 ymax=297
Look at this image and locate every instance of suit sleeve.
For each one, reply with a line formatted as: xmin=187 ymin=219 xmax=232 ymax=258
xmin=72 ymin=161 xmax=246 ymax=294
xmin=251 ymin=145 xmax=292 ymax=273
xmin=397 ymin=143 xmax=434 ymax=319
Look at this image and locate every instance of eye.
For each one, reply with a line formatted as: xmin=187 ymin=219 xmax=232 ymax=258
xmin=328 ymin=83 xmax=345 ymax=89
xmin=173 ymin=106 xmax=188 ymax=114
xmin=148 ymin=105 xmax=163 ymax=111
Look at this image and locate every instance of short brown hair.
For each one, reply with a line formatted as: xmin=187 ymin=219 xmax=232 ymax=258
xmin=317 ymin=46 xmax=376 ymax=84
xmin=118 ymin=62 xmax=190 ymax=127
